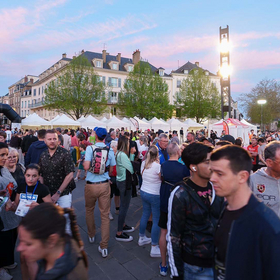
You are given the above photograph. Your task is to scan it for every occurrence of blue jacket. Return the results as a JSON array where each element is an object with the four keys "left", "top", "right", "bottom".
[
  {"left": 219, "top": 194, "right": 280, "bottom": 280},
  {"left": 156, "top": 142, "right": 169, "bottom": 164},
  {"left": 25, "top": 140, "right": 48, "bottom": 166}
]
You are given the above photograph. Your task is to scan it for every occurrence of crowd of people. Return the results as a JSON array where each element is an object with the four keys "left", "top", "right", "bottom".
[{"left": 0, "top": 124, "right": 280, "bottom": 280}]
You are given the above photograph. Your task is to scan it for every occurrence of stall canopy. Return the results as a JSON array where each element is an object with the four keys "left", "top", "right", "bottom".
[
  {"left": 81, "top": 116, "right": 106, "bottom": 129},
  {"left": 77, "top": 116, "right": 86, "bottom": 122},
  {"left": 21, "top": 113, "right": 50, "bottom": 126},
  {"left": 184, "top": 119, "right": 204, "bottom": 131},
  {"left": 240, "top": 119, "right": 258, "bottom": 134},
  {"left": 50, "top": 114, "right": 80, "bottom": 127},
  {"left": 149, "top": 117, "right": 170, "bottom": 132},
  {"left": 106, "top": 116, "right": 130, "bottom": 130},
  {"left": 167, "top": 118, "right": 188, "bottom": 133},
  {"left": 134, "top": 117, "right": 151, "bottom": 130},
  {"left": 122, "top": 118, "right": 136, "bottom": 130},
  {"left": 100, "top": 117, "right": 108, "bottom": 123}
]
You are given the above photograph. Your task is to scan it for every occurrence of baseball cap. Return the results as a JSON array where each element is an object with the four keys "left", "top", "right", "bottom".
[{"left": 95, "top": 127, "right": 107, "bottom": 139}]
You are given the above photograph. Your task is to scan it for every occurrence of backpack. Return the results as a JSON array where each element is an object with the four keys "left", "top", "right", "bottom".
[{"left": 88, "top": 145, "right": 109, "bottom": 174}]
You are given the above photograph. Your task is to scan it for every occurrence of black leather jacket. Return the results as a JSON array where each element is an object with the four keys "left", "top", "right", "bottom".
[{"left": 167, "top": 179, "right": 224, "bottom": 279}]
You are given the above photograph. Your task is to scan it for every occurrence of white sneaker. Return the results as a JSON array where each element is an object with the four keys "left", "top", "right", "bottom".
[
  {"left": 0, "top": 269, "right": 13, "bottom": 280},
  {"left": 109, "top": 212, "right": 114, "bottom": 220},
  {"left": 150, "top": 245, "right": 161, "bottom": 257},
  {"left": 88, "top": 236, "right": 95, "bottom": 243},
  {"left": 138, "top": 236, "right": 151, "bottom": 246},
  {"left": 74, "top": 177, "right": 78, "bottom": 182},
  {"left": 98, "top": 246, "right": 108, "bottom": 258}
]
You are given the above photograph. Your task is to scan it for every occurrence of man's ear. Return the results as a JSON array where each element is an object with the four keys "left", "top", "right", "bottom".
[{"left": 238, "top": 170, "right": 250, "bottom": 184}]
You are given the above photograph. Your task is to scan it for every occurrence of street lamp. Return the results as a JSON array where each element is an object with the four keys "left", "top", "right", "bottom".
[{"left": 257, "top": 99, "right": 267, "bottom": 132}]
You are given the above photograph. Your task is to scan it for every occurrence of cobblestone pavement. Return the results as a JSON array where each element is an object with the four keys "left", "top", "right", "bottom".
[{"left": 10, "top": 178, "right": 170, "bottom": 279}]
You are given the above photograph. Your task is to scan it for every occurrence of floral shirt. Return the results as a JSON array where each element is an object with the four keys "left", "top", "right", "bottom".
[{"left": 39, "top": 146, "right": 76, "bottom": 196}]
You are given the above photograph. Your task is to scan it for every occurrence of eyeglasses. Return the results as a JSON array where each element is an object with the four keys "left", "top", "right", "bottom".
[{"left": 7, "top": 156, "right": 17, "bottom": 160}]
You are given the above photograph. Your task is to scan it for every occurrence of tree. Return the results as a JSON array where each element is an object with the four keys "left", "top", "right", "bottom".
[
  {"left": 44, "top": 55, "right": 107, "bottom": 120},
  {"left": 175, "top": 68, "right": 221, "bottom": 123},
  {"left": 239, "top": 79, "right": 280, "bottom": 127},
  {"left": 118, "top": 62, "right": 173, "bottom": 119}
]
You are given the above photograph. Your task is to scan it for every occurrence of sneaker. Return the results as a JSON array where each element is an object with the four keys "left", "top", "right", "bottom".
[
  {"left": 3, "top": 262, "right": 17, "bottom": 270},
  {"left": 74, "top": 177, "right": 78, "bottom": 182},
  {"left": 0, "top": 269, "right": 13, "bottom": 280},
  {"left": 88, "top": 236, "right": 95, "bottom": 243},
  {"left": 159, "top": 262, "right": 168, "bottom": 276},
  {"left": 98, "top": 246, "right": 108, "bottom": 258},
  {"left": 123, "top": 224, "right": 135, "bottom": 233},
  {"left": 115, "top": 232, "right": 133, "bottom": 242},
  {"left": 138, "top": 236, "right": 151, "bottom": 246},
  {"left": 109, "top": 212, "right": 114, "bottom": 220},
  {"left": 150, "top": 245, "right": 161, "bottom": 257},
  {"left": 115, "top": 209, "right": 119, "bottom": 215}
]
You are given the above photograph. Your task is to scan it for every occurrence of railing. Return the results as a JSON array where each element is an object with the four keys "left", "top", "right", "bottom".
[{"left": 28, "top": 101, "right": 44, "bottom": 108}]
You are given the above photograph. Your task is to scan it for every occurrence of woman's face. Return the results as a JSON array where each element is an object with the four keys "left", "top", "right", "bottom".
[
  {"left": 17, "top": 226, "right": 47, "bottom": 262},
  {"left": 0, "top": 148, "right": 8, "bottom": 167},
  {"left": 139, "top": 140, "right": 143, "bottom": 145},
  {"left": 25, "top": 169, "right": 40, "bottom": 187},
  {"left": 130, "top": 146, "right": 136, "bottom": 154},
  {"left": 6, "top": 151, "right": 18, "bottom": 168}
]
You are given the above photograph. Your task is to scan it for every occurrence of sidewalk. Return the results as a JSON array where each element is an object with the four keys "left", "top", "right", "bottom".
[{"left": 10, "top": 179, "right": 169, "bottom": 279}]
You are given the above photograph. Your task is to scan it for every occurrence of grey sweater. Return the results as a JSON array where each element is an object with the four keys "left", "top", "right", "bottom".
[
  {"left": 0, "top": 167, "right": 21, "bottom": 231},
  {"left": 250, "top": 167, "right": 280, "bottom": 218}
]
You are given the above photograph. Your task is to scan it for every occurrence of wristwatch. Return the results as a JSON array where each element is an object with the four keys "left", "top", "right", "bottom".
[{"left": 57, "top": 190, "right": 61, "bottom": 195}]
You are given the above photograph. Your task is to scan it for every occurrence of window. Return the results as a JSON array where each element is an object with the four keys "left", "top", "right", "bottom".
[
  {"left": 21, "top": 101, "right": 23, "bottom": 108},
  {"left": 205, "top": 71, "right": 209, "bottom": 76},
  {"left": 112, "top": 63, "right": 118, "bottom": 70},
  {"left": 111, "top": 107, "right": 117, "bottom": 115},
  {"left": 177, "top": 80, "right": 181, "bottom": 88},
  {"left": 110, "top": 92, "right": 117, "bottom": 103},
  {"left": 21, "top": 110, "right": 23, "bottom": 117},
  {"left": 24, "top": 110, "right": 26, "bottom": 117},
  {"left": 184, "top": 70, "right": 188, "bottom": 74},
  {"left": 42, "top": 86, "right": 44, "bottom": 93},
  {"left": 25, "top": 101, "right": 27, "bottom": 108},
  {"left": 39, "top": 87, "right": 40, "bottom": 95},
  {"left": 33, "top": 89, "right": 36, "bottom": 96},
  {"left": 109, "top": 77, "right": 118, "bottom": 87},
  {"left": 96, "top": 60, "right": 101, "bottom": 67},
  {"left": 28, "top": 110, "right": 29, "bottom": 115},
  {"left": 159, "top": 70, "right": 164, "bottom": 76},
  {"left": 128, "top": 65, "right": 133, "bottom": 72}
]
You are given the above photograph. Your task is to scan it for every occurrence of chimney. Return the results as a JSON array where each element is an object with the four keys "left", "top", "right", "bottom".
[
  {"left": 81, "top": 49, "right": 84, "bottom": 54},
  {"left": 30, "top": 78, "right": 34, "bottom": 84},
  {"left": 195, "top": 61, "right": 199, "bottom": 67},
  {"left": 132, "top": 49, "right": 141, "bottom": 65},
  {"left": 62, "top": 53, "right": 67, "bottom": 58},
  {"left": 24, "top": 76, "right": 28, "bottom": 83},
  {"left": 117, "top": 53, "right": 121, "bottom": 63},
  {"left": 102, "top": 50, "right": 107, "bottom": 63}
]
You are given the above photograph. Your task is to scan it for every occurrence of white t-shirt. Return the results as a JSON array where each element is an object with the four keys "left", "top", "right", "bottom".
[
  {"left": 138, "top": 144, "right": 148, "bottom": 160},
  {"left": 141, "top": 161, "right": 161, "bottom": 195}
]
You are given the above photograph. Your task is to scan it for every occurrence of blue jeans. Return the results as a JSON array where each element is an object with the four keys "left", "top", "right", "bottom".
[
  {"left": 183, "top": 263, "right": 214, "bottom": 280},
  {"left": 139, "top": 190, "right": 160, "bottom": 245}
]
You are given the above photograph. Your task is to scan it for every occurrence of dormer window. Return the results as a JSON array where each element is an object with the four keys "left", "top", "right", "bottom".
[
  {"left": 112, "top": 63, "right": 118, "bottom": 70},
  {"left": 96, "top": 60, "right": 101, "bottom": 67},
  {"left": 205, "top": 71, "right": 209, "bottom": 76},
  {"left": 128, "top": 65, "right": 133, "bottom": 72},
  {"left": 159, "top": 69, "right": 164, "bottom": 76},
  {"left": 184, "top": 70, "right": 188, "bottom": 74}
]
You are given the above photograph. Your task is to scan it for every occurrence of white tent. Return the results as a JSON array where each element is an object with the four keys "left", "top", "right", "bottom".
[
  {"left": 134, "top": 117, "right": 151, "bottom": 130},
  {"left": 100, "top": 117, "right": 108, "bottom": 123},
  {"left": 184, "top": 119, "right": 204, "bottom": 131},
  {"left": 51, "top": 114, "right": 80, "bottom": 127},
  {"left": 167, "top": 118, "right": 188, "bottom": 133},
  {"left": 241, "top": 119, "right": 258, "bottom": 134},
  {"left": 81, "top": 116, "right": 106, "bottom": 129},
  {"left": 106, "top": 116, "right": 131, "bottom": 130},
  {"left": 50, "top": 115, "right": 61, "bottom": 123},
  {"left": 149, "top": 117, "right": 170, "bottom": 132},
  {"left": 21, "top": 113, "right": 50, "bottom": 126},
  {"left": 122, "top": 118, "right": 136, "bottom": 130},
  {"left": 77, "top": 116, "right": 86, "bottom": 122},
  {"left": 142, "top": 118, "right": 149, "bottom": 123}
]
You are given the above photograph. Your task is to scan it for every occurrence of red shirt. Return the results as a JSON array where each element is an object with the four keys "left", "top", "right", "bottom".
[{"left": 247, "top": 144, "right": 259, "bottom": 165}]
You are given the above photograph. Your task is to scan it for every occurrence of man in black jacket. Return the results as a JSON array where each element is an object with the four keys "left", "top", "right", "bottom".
[
  {"left": 210, "top": 145, "right": 280, "bottom": 280},
  {"left": 21, "top": 130, "right": 38, "bottom": 155},
  {"left": 167, "top": 143, "right": 224, "bottom": 280}
]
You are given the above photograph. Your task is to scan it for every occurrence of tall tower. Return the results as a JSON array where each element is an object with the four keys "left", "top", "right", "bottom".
[{"left": 219, "top": 25, "right": 231, "bottom": 119}]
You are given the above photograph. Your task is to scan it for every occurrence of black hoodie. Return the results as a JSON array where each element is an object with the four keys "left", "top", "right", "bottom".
[{"left": 25, "top": 140, "right": 48, "bottom": 166}]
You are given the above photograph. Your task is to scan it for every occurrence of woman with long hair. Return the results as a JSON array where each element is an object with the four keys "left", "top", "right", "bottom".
[
  {"left": 115, "top": 136, "right": 135, "bottom": 242},
  {"left": 17, "top": 203, "right": 88, "bottom": 279},
  {"left": 138, "top": 145, "right": 161, "bottom": 258}
]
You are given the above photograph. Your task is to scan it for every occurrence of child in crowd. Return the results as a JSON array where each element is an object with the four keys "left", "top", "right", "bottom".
[{"left": 75, "top": 144, "right": 87, "bottom": 181}]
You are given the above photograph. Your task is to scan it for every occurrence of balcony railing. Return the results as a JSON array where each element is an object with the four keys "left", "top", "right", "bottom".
[{"left": 28, "top": 101, "right": 45, "bottom": 108}]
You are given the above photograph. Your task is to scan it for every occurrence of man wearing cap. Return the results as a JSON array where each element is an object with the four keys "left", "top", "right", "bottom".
[{"left": 83, "top": 127, "right": 116, "bottom": 258}]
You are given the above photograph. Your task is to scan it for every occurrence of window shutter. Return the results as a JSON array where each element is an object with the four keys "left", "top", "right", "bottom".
[
  {"left": 108, "top": 77, "right": 112, "bottom": 86},
  {"left": 102, "top": 76, "right": 106, "bottom": 85},
  {"left": 118, "top": 78, "right": 121, "bottom": 88}
]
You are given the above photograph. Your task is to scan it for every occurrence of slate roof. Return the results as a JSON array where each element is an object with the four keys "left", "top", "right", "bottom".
[
  {"left": 173, "top": 61, "right": 217, "bottom": 76},
  {"left": 81, "top": 51, "right": 169, "bottom": 76}
]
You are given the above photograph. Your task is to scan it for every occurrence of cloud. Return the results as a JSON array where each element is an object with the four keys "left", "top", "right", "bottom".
[{"left": 60, "top": 10, "right": 95, "bottom": 23}]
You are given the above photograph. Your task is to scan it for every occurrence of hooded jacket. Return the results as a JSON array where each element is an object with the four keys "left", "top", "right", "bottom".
[
  {"left": 25, "top": 140, "right": 48, "bottom": 166},
  {"left": 36, "top": 238, "right": 88, "bottom": 280},
  {"left": 250, "top": 167, "right": 280, "bottom": 217}
]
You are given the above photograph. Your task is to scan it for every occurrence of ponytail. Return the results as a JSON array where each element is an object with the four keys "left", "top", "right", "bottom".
[
  {"left": 144, "top": 145, "right": 159, "bottom": 169},
  {"left": 64, "top": 208, "right": 88, "bottom": 268}
]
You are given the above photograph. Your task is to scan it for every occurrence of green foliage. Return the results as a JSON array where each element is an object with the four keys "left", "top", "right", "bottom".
[
  {"left": 239, "top": 79, "right": 280, "bottom": 126},
  {"left": 44, "top": 55, "right": 107, "bottom": 120},
  {"left": 175, "top": 68, "right": 221, "bottom": 123},
  {"left": 118, "top": 62, "right": 173, "bottom": 119}
]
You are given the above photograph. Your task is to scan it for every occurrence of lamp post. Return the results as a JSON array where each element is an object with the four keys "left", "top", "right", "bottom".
[{"left": 257, "top": 99, "right": 267, "bottom": 132}]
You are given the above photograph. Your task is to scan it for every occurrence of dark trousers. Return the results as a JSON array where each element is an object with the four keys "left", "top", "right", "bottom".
[{"left": 0, "top": 227, "right": 18, "bottom": 267}]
